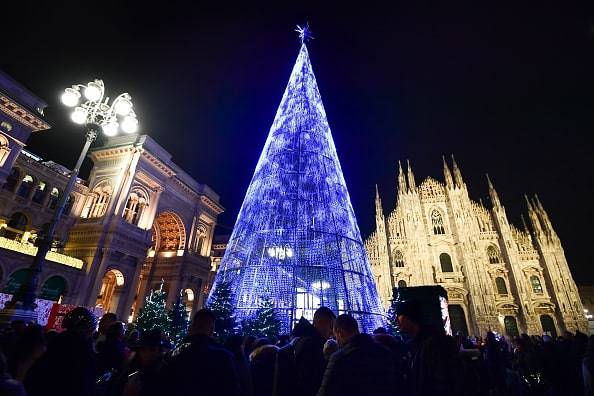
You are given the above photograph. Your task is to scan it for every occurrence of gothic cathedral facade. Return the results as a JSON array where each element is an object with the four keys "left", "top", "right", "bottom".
[{"left": 365, "top": 157, "right": 588, "bottom": 337}]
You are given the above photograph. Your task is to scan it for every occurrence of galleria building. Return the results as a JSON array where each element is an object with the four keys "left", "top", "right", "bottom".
[
  {"left": 365, "top": 159, "right": 588, "bottom": 337},
  {"left": 0, "top": 71, "right": 223, "bottom": 321}
]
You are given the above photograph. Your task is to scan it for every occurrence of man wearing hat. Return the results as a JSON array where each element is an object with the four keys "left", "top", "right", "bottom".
[{"left": 395, "top": 299, "right": 463, "bottom": 396}]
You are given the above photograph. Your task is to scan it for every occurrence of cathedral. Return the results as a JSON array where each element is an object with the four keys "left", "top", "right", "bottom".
[{"left": 365, "top": 157, "right": 588, "bottom": 337}]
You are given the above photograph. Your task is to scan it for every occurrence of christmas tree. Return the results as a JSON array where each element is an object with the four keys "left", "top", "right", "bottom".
[
  {"left": 168, "top": 292, "right": 189, "bottom": 346},
  {"left": 386, "top": 305, "right": 399, "bottom": 336},
  {"left": 242, "top": 295, "right": 282, "bottom": 339},
  {"left": 206, "top": 281, "right": 238, "bottom": 341},
  {"left": 207, "top": 26, "right": 385, "bottom": 333},
  {"left": 136, "top": 287, "right": 170, "bottom": 333}
]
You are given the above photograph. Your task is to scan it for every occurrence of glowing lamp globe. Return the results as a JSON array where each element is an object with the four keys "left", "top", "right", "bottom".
[
  {"left": 121, "top": 116, "right": 138, "bottom": 134},
  {"left": 70, "top": 107, "right": 87, "bottom": 125},
  {"left": 114, "top": 99, "right": 132, "bottom": 116},
  {"left": 84, "top": 83, "right": 102, "bottom": 102},
  {"left": 102, "top": 121, "right": 119, "bottom": 137},
  {"left": 61, "top": 89, "right": 80, "bottom": 107}
]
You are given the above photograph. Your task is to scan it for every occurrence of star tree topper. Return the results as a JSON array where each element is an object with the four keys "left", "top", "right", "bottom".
[{"left": 295, "top": 23, "right": 313, "bottom": 44}]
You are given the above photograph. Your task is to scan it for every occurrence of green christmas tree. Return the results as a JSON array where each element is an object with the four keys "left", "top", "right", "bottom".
[
  {"left": 206, "top": 281, "right": 238, "bottom": 341},
  {"left": 136, "top": 286, "right": 170, "bottom": 333},
  {"left": 242, "top": 295, "right": 282, "bottom": 340},
  {"left": 386, "top": 305, "right": 399, "bottom": 336},
  {"left": 168, "top": 292, "right": 189, "bottom": 346}
]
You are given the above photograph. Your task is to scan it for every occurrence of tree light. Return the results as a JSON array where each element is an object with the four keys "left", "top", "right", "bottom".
[
  {"left": 102, "top": 121, "right": 119, "bottom": 137},
  {"left": 70, "top": 107, "right": 87, "bottom": 124},
  {"left": 121, "top": 116, "right": 138, "bottom": 134},
  {"left": 84, "top": 83, "right": 102, "bottom": 102},
  {"left": 61, "top": 88, "right": 80, "bottom": 107}
]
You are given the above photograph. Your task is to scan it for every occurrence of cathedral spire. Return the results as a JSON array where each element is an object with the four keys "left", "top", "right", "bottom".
[
  {"left": 486, "top": 174, "right": 501, "bottom": 208},
  {"left": 521, "top": 214, "right": 530, "bottom": 233},
  {"left": 525, "top": 194, "right": 543, "bottom": 235},
  {"left": 406, "top": 159, "right": 416, "bottom": 192},
  {"left": 375, "top": 184, "right": 384, "bottom": 220},
  {"left": 442, "top": 155, "right": 454, "bottom": 189},
  {"left": 533, "top": 194, "right": 555, "bottom": 238},
  {"left": 397, "top": 161, "right": 407, "bottom": 195},
  {"left": 451, "top": 154, "right": 464, "bottom": 188}
]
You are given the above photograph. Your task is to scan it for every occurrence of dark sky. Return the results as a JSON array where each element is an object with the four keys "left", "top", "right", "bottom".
[{"left": 3, "top": 2, "right": 593, "bottom": 284}]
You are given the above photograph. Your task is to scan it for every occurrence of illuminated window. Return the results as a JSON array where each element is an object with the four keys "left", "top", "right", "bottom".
[
  {"left": 393, "top": 250, "right": 405, "bottom": 267},
  {"left": 87, "top": 182, "right": 112, "bottom": 218},
  {"left": 123, "top": 189, "right": 149, "bottom": 225},
  {"left": 48, "top": 188, "right": 60, "bottom": 210},
  {"left": 431, "top": 210, "right": 445, "bottom": 235},
  {"left": 495, "top": 277, "right": 508, "bottom": 294},
  {"left": 0, "top": 134, "right": 11, "bottom": 166},
  {"left": 487, "top": 246, "right": 501, "bottom": 264},
  {"left": 17, "top": 175, "right": 34, "bottom": 198},
  {"left": 440, "top": 253, "right": 453, "bottom": 272},
  {"left": 32, "top": 181, "right": 46, "bottom": 204},
  {"left": 530, "top": 275, "right": 543, "bottom": 294}
]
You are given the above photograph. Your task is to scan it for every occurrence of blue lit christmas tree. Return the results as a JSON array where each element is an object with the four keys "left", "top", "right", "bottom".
[{"left": 208, "top": 27, "right": 385, "bottom": 333}]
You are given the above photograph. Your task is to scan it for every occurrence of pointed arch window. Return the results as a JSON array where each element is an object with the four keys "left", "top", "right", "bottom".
[
  {"left": 431, "top": 210, "right": 445, "bottom": 235},
  {"left": 495, "top": 277, "right": 508, "bottom": 295},
  {"left": 194, "top": 223, "right": 208, "bottom": 255},
  {"left": 439, "top": 253, "right": 453, "bottom": 272},
  {"left": 487, "top": 246, "right": 501, "bottom": 264},
  {"left": 530, "top": 275, "right": 543, "bottom": 294},
  {"left": 393, "top": 250, "right": 405, "bottom": 268}
]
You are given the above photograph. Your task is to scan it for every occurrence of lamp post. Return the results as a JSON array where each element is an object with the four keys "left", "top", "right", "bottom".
[{"left": 1, "top": 79, "right": 138, "bottom": 322}]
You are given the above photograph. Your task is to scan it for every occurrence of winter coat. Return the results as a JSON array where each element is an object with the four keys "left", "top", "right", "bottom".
[
  {"left": 316, "top": 333, "right": 397, "bottom": 396},
  {"left": 250, "top": 345, "right": 278, "bottom": 396},
  {"left": 25, "top": 331, "right": 96, "bottom": 396},
  {"left": 408, "top": 327, "right": 464, "bottom": 396},
  {"left": 151, "top": 334, "right": 239, "bottom": 396}
]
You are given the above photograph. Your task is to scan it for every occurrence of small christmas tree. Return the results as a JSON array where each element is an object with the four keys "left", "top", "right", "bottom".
[
  {"left": 206, "top": 281, "right": 238, "bottom": 341},
  {"left": 136, "top": 284, "right": 170, "bottom": 333},
  {"left": 168, "top": 292, "right": 189, "bottom": 346},
  {"left": 386, "top": 305, "right": 399, "bottom": 336},
  {"left": 242, "top": 295, "right": 282, "bottom": 340}
]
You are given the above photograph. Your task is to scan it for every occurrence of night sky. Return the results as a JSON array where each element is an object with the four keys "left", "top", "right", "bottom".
[{"left": 3, "top": 3, "right": 593, "bottom": 284}]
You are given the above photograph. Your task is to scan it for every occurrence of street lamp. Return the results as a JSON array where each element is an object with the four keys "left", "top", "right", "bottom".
[{"left": 1, "top": 79, "right": 138, "bottom": 322}]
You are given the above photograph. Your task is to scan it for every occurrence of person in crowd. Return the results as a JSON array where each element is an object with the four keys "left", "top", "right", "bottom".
[
  {"left": 322, "top": 338, "right": 338, "bottom": 361},
  {"left": 584, "top": 335, "right": 594, "bottom": 396},
  {"left": 25, "top": 307, "right": 97, "bottom": 396},
  {"left": 243, "top": 335, "right": 257, "bottom": 360},
  {"left": 484, "top": 331, "right": 506, "bottom": 396},
  {"left": 96, "top": 321, "right": 128, "bottom": 375},
  {"left": 8, "top": 323, "right": 45, "bottom": 382},
  {"left": 225, "top": 334, "right": 254, "bottom": 396},
  {"left": 95, "top": 313, "right": 117, "bottom": 347},
  {"left": 372, "top": 331, "right": 409, "bottom": 389},
  {"left": 274, "top": 307, "right": 336, "bottom": 396},
  {"left": 249, "top": 338, "right": 278, "bottom": 396},
  {"left": 395, "top": 299, "right": 463, "bottom": 396},
  {"left": 151, "top": 308, "right": 239, "bottom": 395},
  {"left": 316, "top": 314, "right": 396, "bottom": 396},
  {"left": 0, "top": 352, "right": 25, "bottom": 396},
  {"left": 120, "top": 329, "right": 165, "bottom": 396}
]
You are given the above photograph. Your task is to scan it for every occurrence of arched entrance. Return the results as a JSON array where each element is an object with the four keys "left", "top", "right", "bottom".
[
  {"left": 95, "top": 269, "right": 125, "bottom": 313},
  {"left": 40, "top": 276, "right": 66, "bottom": 302},
  {"left": 540, "top": 315, "right": 557, "bottom": 337},
  {"left": 504, "top": 316, "right": 519, "bottom": 336},
  {"left": 448, "top": 304, "right": 469, "bottom": 335},
  {"left": 3, "top": 268, "right": 29, "bottom": 294}
]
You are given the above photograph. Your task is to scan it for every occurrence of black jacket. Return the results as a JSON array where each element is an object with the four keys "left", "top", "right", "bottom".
[
  {"left": 408, "top": 327, "right": 464, "bottom": 396},
  {"left": 274, "top": 318, "right": 327, "bottom": 396},
  {"left": 316, "top": 334, "right": 397, "bottom": 396},
  {"left": 152, "top": 334, "right": 239, "bottom": 396},
  {"left": 25, "top": 331, "right": 96, "bottom": 396}
]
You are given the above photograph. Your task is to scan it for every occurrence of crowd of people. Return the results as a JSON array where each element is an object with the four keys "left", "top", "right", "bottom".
[{"left": 0, "top": 301, "right": 592, "bottom": 396}]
